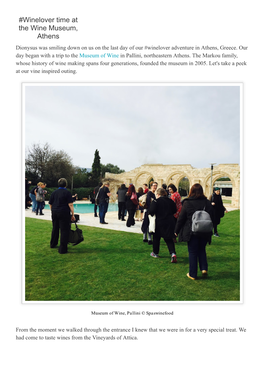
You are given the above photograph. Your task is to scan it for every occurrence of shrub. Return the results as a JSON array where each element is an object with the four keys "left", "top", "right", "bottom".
[{"left": 72, "top": 187, "right": 95, "bottom": 200}]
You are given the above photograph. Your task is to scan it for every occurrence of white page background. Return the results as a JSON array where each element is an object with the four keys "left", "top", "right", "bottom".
[{"left": 1, "top": 1, "right": 263, "bottom": 371}]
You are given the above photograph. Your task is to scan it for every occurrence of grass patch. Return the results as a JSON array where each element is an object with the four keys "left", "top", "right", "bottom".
[{"left": 25, "top": 210, "right": 240, "bottom": 302}]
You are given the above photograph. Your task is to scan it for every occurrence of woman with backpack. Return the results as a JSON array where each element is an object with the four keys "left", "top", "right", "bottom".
[{"left": 174, "top": 183, "right": 214, "bottom": 280}]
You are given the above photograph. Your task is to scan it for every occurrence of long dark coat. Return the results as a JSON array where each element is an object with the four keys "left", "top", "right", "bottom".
[
  {"left": 148, "top": 196, "right": 176, "bottom": 239},
  {"left": 141, "top": 191, "right": 156, "bottom": 233},
  {"left": 175, "top": 196, "right": 214, "bottom": 243},
  {"left": 209, "top": 192, "right": 226, "bottom": 225}
]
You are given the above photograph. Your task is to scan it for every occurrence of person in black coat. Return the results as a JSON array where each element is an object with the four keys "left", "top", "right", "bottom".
[
  {"left": 175, "top": 183, "right": 214, "bottom": 280},
  {"left": 117, "top": 184, "right": 128, "bottom": 221},
  {"left": 49, "top": 178, "right": 76, "bottom": 254},
  {"left": 148, "top": 188, "right": 177, "bottom": 263},
  {"left": 125, "top": 184, "right": 138, "bottom": 227},
  {"left": 93, "top": 182, "right": 103, "bottom": 217},
  {"left": 209, "top": 187, "right": 227, "bottom": 237},
  {"left": 25, "top": 177, "right": 31, "bottom": 209},
  {"left": 141, "top": 181, "right": 158, "bottom": 244}
]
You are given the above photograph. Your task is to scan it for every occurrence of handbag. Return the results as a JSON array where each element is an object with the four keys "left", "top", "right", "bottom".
[
  {"left": 138, "top": 193, "right": 147, "bottom": 208},
  {"left": 68, "top": 223, "right": 84, "bottom": 246},
  {"left": 131, "top": 192, "right": 138, "bottom": 205},
  {"left": 36, "top": 193, "right": 43, "bottom": 202},
  {"left": 95, "top": 190, "right": 100, "bottom": 205},
  {"left": 149, "top": 214, "right": 156, "bottom": 233}
]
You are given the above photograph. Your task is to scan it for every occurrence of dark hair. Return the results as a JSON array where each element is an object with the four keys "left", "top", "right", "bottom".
[
  {"left": 137, "top": 187, "right": 143, "bottom": 195},
  {"left": 99, "top": 182, "right": 103, "bottom": 187},
  {"left": 58, "top": 178, "right": 67, "bottom": 187},
  {"left": 162, "top": 183, "right": 167, "bottom": 189},
  {"left": 188, "top": 183, "right": 205, "bottom": 198},
  {"left": 127, "top": 184, "right": 135, "bottom": 196},
  {"left": 168, "top": 183, "right": 177, "bottom": 192},
  {"left": 121, "top": 184, "right": 126, "bottom": 190}
]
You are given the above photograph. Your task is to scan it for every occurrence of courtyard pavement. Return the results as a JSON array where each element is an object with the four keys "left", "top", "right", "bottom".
[
  {"left": 25, "top": 202, "right": 237, "bottom": 235},
  {"left": 25, "top": 207, "right": 143, "bottom": 234}
]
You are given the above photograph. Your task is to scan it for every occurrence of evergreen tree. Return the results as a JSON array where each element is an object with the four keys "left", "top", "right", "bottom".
[{"left": 91, "top": 149, "right": 101, "bottom": 183}]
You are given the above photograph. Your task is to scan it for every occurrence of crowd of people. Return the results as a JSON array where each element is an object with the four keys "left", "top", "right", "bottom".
[
  {"left": 93, "top": 180, "right": 227, "bottom": 279},
  {"left": 113, "top": 180, "right": 227, "bottom": 279},
  {"left": 25, "top": 176, "right": 228, "bottom": 276}
]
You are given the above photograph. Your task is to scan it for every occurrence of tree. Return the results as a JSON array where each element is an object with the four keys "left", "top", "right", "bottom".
[
  {"left": 91, "top": 149, "right": 101, "bottom": 184},
  {"left": 101, "top": 163, "right": 125, "bottom": 177},
  {"left": 45, "top": 150, "right": 75, "bottom": 186},
  {"left": 72, "top": 167, "right": 91, "bottom": 188},
  {"left": 25, "top": 143, "right": 54, "bottom": 183},
  {"left": 25, "top": 143, "right": 75, "bottom": 186}
]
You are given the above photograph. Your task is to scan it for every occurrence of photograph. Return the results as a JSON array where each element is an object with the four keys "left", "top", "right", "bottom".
[{"left": 24, "top": 83, "right": 241, "bottom": 302}]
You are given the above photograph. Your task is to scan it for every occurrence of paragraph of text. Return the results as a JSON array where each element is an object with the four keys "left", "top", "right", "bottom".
[
  {"left": 16, "top": 326, "right": 247, "bottom": 342},
  {"left": 15, "top": 43, "right": 249, "bottom": 75}
]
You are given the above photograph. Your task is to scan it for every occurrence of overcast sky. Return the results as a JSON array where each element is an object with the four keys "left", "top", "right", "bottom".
[{"left": 24, "top": 84, "right": 240, "bottom": 172}]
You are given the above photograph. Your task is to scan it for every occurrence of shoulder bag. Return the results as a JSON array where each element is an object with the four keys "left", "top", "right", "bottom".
[{"left": 68, "top": 222, "right": 84, "bottom": 246}]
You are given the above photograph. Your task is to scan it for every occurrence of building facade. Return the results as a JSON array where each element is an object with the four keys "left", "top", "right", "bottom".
[{"left": 105, "top": 163, "right": 240, "bottom": 208}]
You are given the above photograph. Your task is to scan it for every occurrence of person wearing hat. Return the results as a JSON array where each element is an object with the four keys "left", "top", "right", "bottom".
[{"left": 209, "top": 187, "right": 228, "bottom": 237}]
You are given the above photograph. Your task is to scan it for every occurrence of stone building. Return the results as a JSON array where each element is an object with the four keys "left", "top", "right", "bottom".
[{"left": 104, "top": 163, "right": 240, "bottom": 208}]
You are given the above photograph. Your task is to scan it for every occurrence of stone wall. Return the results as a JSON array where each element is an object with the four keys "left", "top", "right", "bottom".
[{"left": 105, "top": 163, "right": 240, "bottom": 208}]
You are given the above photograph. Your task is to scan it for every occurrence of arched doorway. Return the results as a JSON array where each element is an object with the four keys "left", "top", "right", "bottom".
[
  {"left": 148, "top": 178, "right": 154, "bottom": 188},
  {"left": 214, "top": 176, "right": 232, "bottom": 196},
  {"left": 214, "top": 176, "right": 233, "bottom": 206},
  {"left": 178, "top": 177, "right": 190, "bottom": 197},
  {"left": 134, "top": 172, "right": 154, "bottom": 190}
]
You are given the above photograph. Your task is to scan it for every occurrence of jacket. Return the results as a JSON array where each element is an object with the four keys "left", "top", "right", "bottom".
[
  {"left": 209, "top": 192, "right": 226, "bottom": 225},
  {"left": 141, "top": 191, "right": 156, "bottom": 233},
  {"left": 148, "top": 196, "right": 176, "bottom": 239},
  {"left": 175, "top": 196, "right": 214, "bottom": 243},
  {"left": 125, "top": 193, "right": 138, "bottom": 210}
]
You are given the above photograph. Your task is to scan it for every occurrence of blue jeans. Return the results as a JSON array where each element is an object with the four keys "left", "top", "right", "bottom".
[
  {"left": 36, "top": 201, "right": 43, "bottom": 214},
  {"left": 99, "top": 201, "right": 108, "bottom": 223},
  {"left": 30, "top": 193, "right": 37, "bottom": 212},
  {"left": 187, "top": 235, "right": 208, "bottom": 278}
]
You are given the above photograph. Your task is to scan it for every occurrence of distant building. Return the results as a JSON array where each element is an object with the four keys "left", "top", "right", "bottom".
[{"left": 104, "top": 163, "right": 240, "bottom": 208}]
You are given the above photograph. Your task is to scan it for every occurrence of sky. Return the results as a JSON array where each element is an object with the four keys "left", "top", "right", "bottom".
[{"left": 24, "top": 84, "right": 240, "bottom": 172}]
